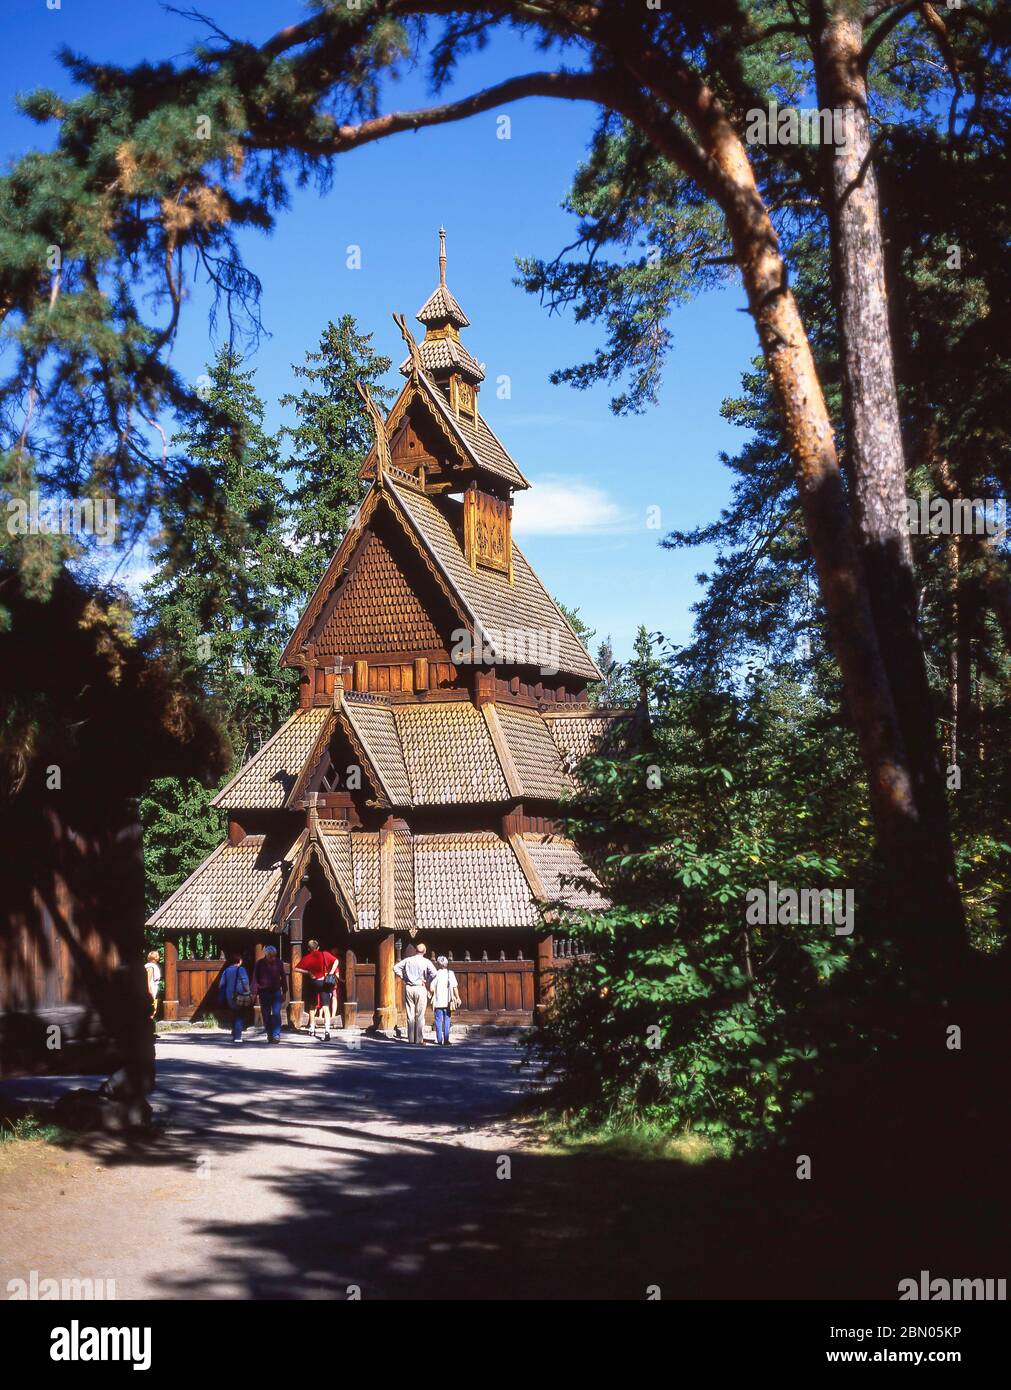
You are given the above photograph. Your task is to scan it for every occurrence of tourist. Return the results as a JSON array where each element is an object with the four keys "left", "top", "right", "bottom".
[
  {"left": 252, "top": 944, "right": 288, "bottom": 1044},
  {"left": 297, "top": 939, "right": 339, "bottom": 1041},
  {"left": 219, "top": 951, "right": 252, "bottom": 1044},
  {"left": 144, "top": 950, "right": 161, "bottom": 1021},
  {"left": 394, "top": 942, "right": 437, "bottom": 1044},
  {"left": 430, "top": 956, "right": 461, "bottom": 1046}
]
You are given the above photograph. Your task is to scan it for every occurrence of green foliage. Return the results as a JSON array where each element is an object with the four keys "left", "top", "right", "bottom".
[
  {"left": 140, "top": 776, "right": 225, "bottom": 925},
  {"left": 531, "top": 651, "right": 879, "bottom": 1149},
  {"left": 139, "top": 347, "right": 293, "bottom": 910},
  {"left": 141, "top": 346, "right": 296, "bottom": 760},
  {"left": 280, "top": 314, "right": 393, "bottom": 601}
]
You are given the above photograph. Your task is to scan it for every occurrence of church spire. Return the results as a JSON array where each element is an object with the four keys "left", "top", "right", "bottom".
[{"left": 405, "top": 227, "right": 485, "bottom": 393}]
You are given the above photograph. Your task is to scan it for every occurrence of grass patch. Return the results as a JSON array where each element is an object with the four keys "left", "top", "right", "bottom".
[
  {"left": 531, "top": 1112, "right": 722, "bottom": 1164},
  {"left": 0, "top": 1109, "right": 70, "bottom": 1147}
]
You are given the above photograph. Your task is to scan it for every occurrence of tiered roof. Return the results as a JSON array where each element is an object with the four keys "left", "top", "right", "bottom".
[
  {"left": 281, "top": 477, "right": 598, "bottom": 681},
  {"left": 149, "top": 822, "right": 608, "bottom": 936},
  {"left": 213, "top": 690, "right": 625, "bottom": 814}
]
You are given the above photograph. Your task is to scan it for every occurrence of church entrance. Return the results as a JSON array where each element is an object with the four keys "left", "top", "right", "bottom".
[{"left": 284, "top": 862, "right": 360, "bottom": 1028}]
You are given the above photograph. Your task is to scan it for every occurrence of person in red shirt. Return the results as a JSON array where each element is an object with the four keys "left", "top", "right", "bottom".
[{"left": 297, "top": 939, "right": 339, "bottom": 1041}]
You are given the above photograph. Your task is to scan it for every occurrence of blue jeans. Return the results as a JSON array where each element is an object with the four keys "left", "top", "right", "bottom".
[
  {"left": 259, "top": 988, "right": 284, "bottom": 1042},
  {"left": 230, "top": 1008, "right": 245, "bottom": 1042},
  {"left": 434, "top": 1007, "right": 451, "bottom": 1044}
]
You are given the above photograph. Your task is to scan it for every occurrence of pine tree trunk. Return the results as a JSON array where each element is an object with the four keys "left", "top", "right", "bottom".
[
  {"left": 811, "top": 3, "right": 965, "bottom": 947},
  {"left": 616, "top": 45, "right": 966, "bottom": 957},
  {"left": 642, "top": 87, "right": 967, "bottom": 965}
]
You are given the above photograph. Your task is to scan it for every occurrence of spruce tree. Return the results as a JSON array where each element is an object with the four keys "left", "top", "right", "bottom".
[
  {"left": 279, "top": 315, "right": 392, "bottom": 603},
  {"left": 140, "top": 347, "right": 295, "bottom": 908}
]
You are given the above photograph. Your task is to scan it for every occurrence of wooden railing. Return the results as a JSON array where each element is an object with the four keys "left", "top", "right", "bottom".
[
  {"left": 169, "top": 951, "right": 541, "bottom": 1026},
  {"left": 342, "top": 954, "right": 534, "bottom": 1025}
]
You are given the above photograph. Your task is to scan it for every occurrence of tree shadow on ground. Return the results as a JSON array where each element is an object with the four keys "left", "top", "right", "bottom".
[{"left": 4, "top": 1028, "right": 1006, "bottom": 1300}]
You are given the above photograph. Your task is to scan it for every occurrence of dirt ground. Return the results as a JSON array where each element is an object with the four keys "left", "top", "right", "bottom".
[{"left": 1, "top": 1029, "right": 1006, "bottom": 1300}]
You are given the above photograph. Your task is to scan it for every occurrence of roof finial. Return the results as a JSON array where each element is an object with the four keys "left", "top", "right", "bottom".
[
  {"left": 355, "top": 379, "right": 391, "bottom": 484},
  {"left": 393, "top": 310, "right": 424, "bottom": 382},
  {"left": 438, "top": 226, "right": 447, "bottom": 287}
]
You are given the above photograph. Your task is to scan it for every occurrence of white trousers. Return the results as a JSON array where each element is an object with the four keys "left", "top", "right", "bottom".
[{"left": 404, "top": 983, "right": 428, "bottom": 1043}]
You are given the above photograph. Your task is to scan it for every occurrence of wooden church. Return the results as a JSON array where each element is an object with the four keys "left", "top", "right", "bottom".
[{"left": 148, "top": 234, "right": 623, "bottom": 1031}]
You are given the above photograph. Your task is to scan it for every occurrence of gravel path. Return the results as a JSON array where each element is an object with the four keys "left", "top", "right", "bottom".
[
  {"left": 9, "top": 1029, "right": 995, "bottom": 1300},
  {"left": 2, "top": 1030, "right": 605, "bottom": 1301}
]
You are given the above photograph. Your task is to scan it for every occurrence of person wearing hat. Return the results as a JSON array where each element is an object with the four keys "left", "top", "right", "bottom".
[{"left": 430, "top": 955, "right": 461, "bottom": 1046}]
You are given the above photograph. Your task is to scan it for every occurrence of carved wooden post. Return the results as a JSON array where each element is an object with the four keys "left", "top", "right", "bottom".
[
  {"left": 289, "top": 937, "right": 303, "bottom": 1029},
  {"left": 342, "top": 949, "right": 357, "bottom": 1029},
  {"left": 163, "top": 935, "right": 179, "bottom": 1021},
  {"left": 372, "top": 821, "right": 398, "bottom": 1032},
  {"left": 535, "top": 932, "right": 555, "bottom": 1021},
  {"left": 375, "top": 933, "right": 396, "bottom": 1033}
]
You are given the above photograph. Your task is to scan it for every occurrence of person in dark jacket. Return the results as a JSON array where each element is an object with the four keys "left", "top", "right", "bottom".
[
  {"left": 251, "top": 945, "right": 288, "bottom": 1044},
  {"left": 219, "top": 951, "right": 251, "bottom": 1044}
]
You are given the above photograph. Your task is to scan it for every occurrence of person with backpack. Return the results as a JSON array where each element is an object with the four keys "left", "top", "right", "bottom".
[
  {"left": 252, "top": 944, "right": 288, "bottom": 1044},
  {"left": 297, "top": 939, "right": 339, "bottom": 1041},
  {"left": 219, "top": 951, "right": 252, "bottom": 1044}
]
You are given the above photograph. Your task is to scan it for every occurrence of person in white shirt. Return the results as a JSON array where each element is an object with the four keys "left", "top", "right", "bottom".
[
  {"left": 393, "top": 943, "right": 437, "bottom": 1044},
  {"left": 430, "top": 956, "right": 461, "bottom": 1046},
  {"left": 144, "top": 951, "right": 162, "bottom": 1021}
]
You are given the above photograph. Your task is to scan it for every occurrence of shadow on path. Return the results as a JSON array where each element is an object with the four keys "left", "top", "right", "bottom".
[{"left": 3, "top": 1030, "right": 1007, "bottom": 1300}]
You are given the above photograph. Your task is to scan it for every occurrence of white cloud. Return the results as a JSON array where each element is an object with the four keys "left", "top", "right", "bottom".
[{"left": 512, "top": 476, "right": 631, "bottom": 537}]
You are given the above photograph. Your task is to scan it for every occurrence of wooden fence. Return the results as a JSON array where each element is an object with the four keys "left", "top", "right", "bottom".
[{"left": 170, "top": 953, "right": 538, "bottom": 1026}]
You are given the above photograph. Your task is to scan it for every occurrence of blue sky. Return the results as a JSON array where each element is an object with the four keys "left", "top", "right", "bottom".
[{"left": 2, "top": 0, "right": 759, "bottom": 659}]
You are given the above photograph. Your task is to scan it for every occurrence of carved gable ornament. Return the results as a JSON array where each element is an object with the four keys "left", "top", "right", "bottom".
[{"left": 464, "top": 486, "right": 511, "bottom": 576}]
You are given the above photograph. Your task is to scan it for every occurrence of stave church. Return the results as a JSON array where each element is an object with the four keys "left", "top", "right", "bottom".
[{"left": 148, "top": 233, "right": 626, "bottom": 1031}]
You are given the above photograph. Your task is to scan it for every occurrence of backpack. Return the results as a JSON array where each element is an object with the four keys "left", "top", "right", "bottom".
[{"left": 220, "top": 965, "right": 251, "bottom": 1009}]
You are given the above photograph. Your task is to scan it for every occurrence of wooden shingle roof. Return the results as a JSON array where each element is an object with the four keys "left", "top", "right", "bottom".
[
  {"left": 490, "top": 703, "right": 570, "bottom": 799},
  {"left": 315, "top": 822, "right": 358, "bottom": 921},
  {"left": 401, "top": 335, "right": 484, "bottom": 382},
  {"left": 394, "top": 701, "right": 509, "bottom": 804},
  {"left": 351, "top": 831, "right": 382, "bottom": 931},
  {"left": 388, "top": 480, "right": 600, "bottom": 682},
  {"left": 520, "top": 834, "right": 609, "bottom": 911},
  {"left": 412, "top": 833, "right": 542, "bottom": 931},
  {"left": 146, "top": 836, "right": 285, "bottom": 932},
  {"left": 148, "top": 825, "right": 605, "bottom": 936},
  {"left": 417, "top": 284, "right": 470, "bottom": 328},
  {"left": 286, "top": 696, "right": 619, "bottom": 812},
  {"left": 212, "top": 707, "right": 330, "bottom": 810},
  {"left": 411, "top": 371, "right": 525, "bottom": 488},
  {"left": 342, "top": 695, "right": 413, "bottom": 805},
  {"left": 544, "top": 709, "right": 630, "bottom": 771}
]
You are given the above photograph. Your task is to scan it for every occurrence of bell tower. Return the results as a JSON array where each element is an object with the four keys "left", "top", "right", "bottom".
[{"left": 409, "top": 228, "right": 485, "bottom": 422}]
